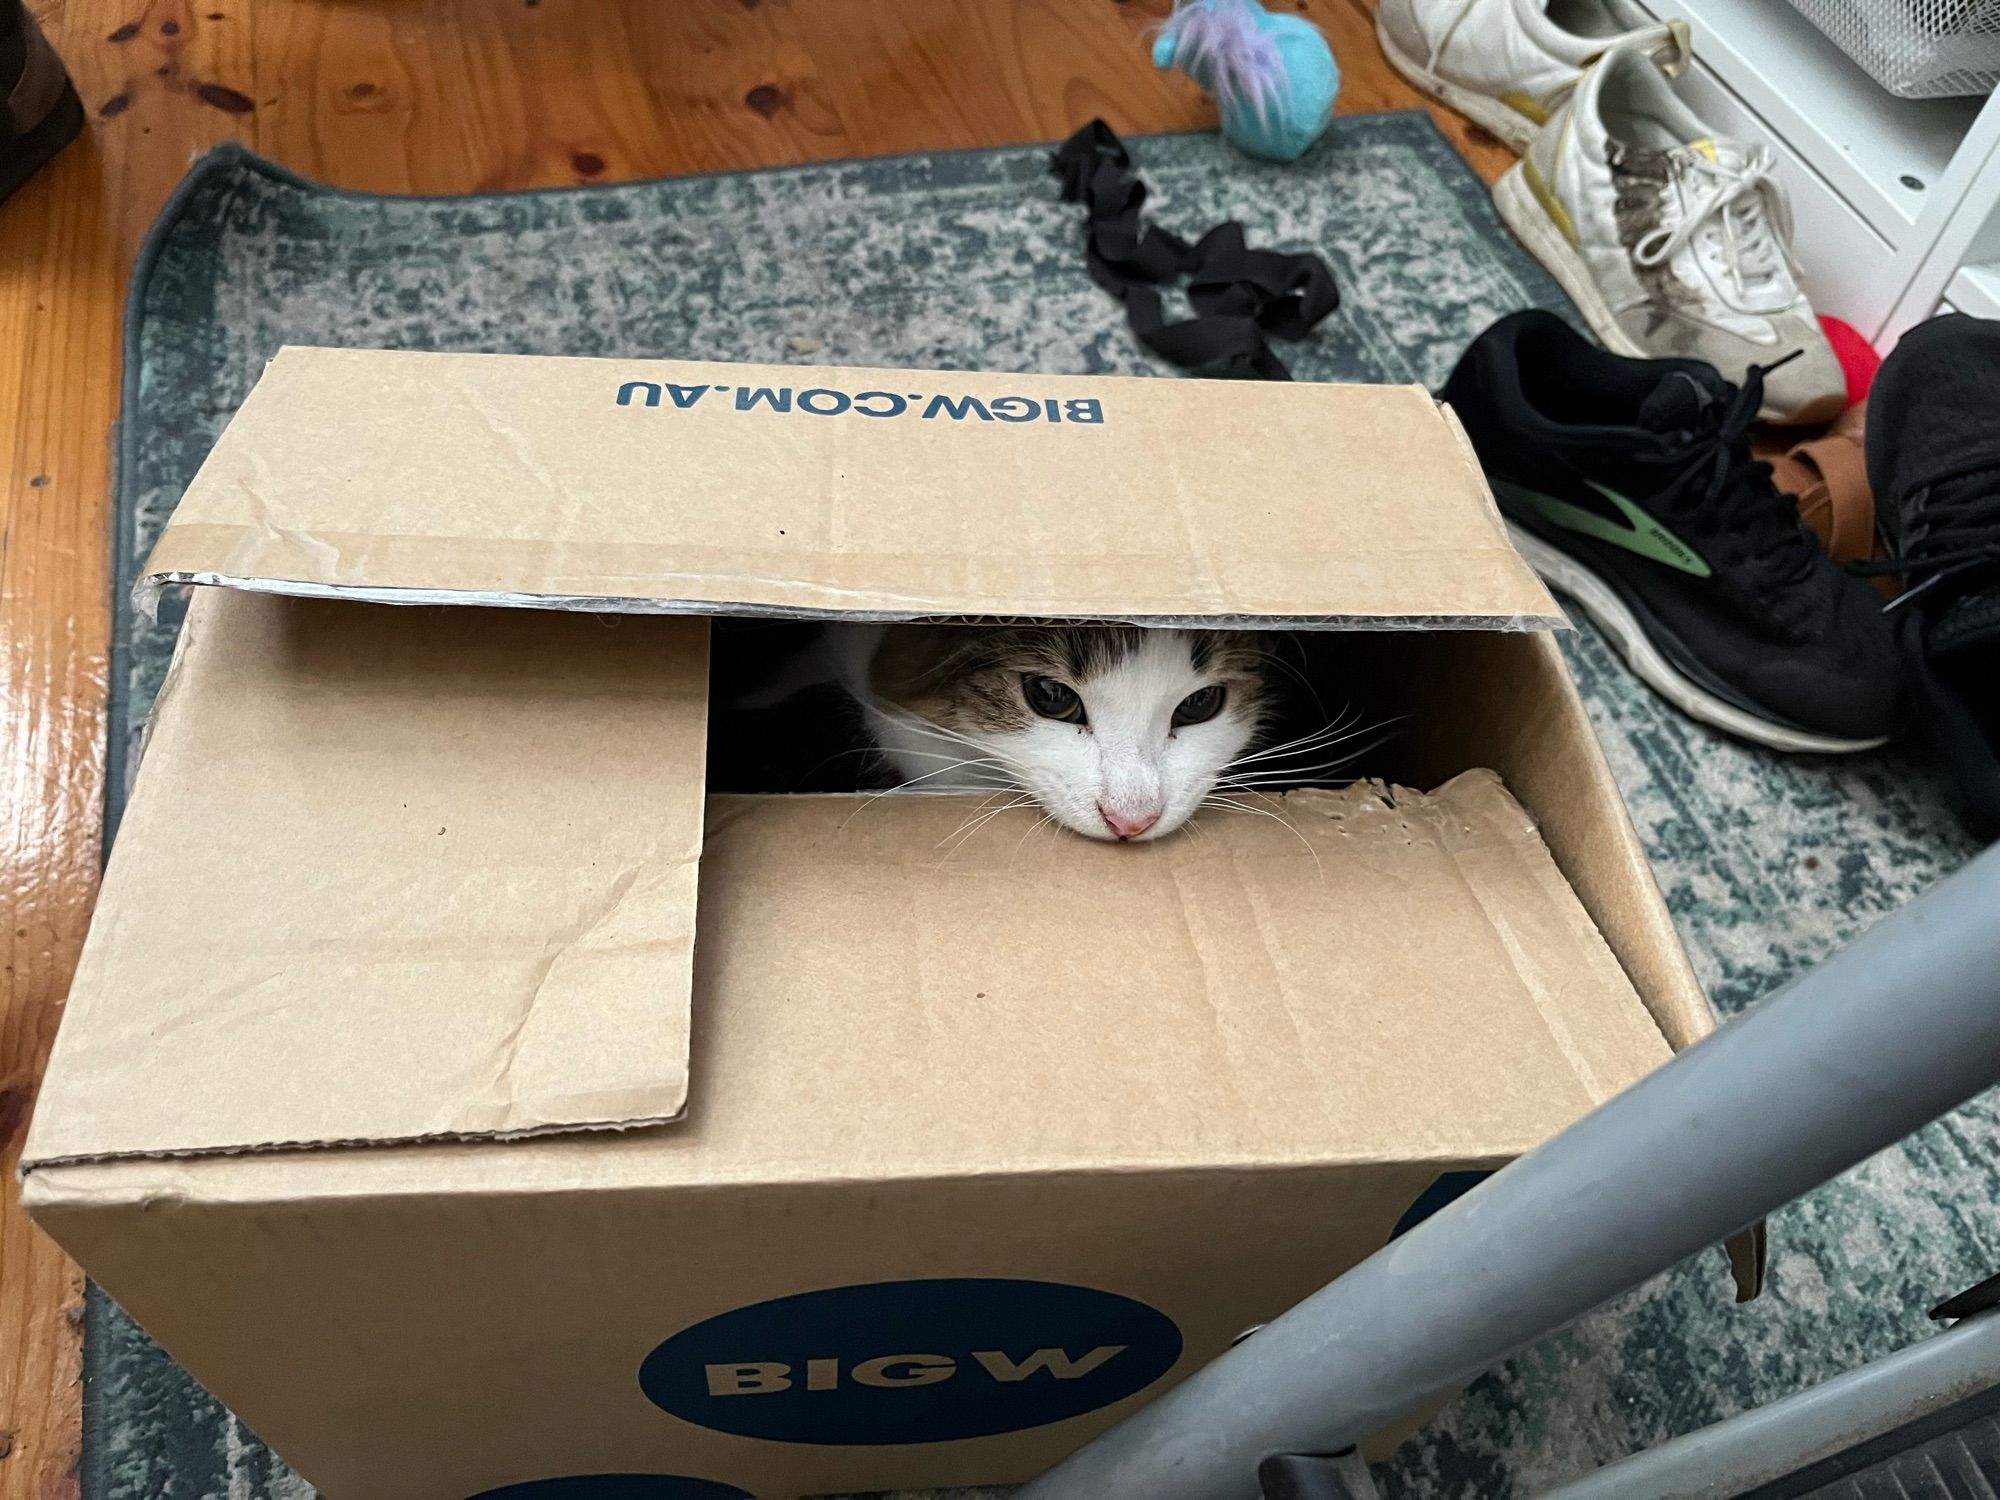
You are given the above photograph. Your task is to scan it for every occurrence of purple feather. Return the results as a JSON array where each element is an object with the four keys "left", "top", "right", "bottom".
[{"left": 1153, "top": 0, "right": 1288, "bottom": 124}]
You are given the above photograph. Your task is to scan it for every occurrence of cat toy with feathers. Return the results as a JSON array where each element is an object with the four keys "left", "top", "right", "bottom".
[{"left": 1151, "top": 0, "right": 1339, "bottom": 162}]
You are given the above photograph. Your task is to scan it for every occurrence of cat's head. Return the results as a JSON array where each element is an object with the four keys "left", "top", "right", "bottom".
[{"left": 865, "top": 625, "right": 1272, "bottom": 842}]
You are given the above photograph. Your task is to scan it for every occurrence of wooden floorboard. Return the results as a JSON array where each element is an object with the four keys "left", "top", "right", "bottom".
[{"left": 0, "top": 3, "right": 1505, "bottom": 1496}]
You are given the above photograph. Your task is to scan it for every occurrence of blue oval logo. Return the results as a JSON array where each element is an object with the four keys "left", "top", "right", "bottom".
[
  {"left": 638, "top": 1277, "right": 1183, "bottom": 1444},
  {"left": 470, "top": 1478, "right": 749, "bottom": 1500}
]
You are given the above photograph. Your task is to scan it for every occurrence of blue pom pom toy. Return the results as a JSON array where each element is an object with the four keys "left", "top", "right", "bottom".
[{"left": 1151, "top": 0, "right": 1339, "bottom": 163}]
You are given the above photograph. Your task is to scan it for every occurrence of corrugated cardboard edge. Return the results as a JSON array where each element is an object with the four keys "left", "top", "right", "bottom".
[
  {"left": 1548, "top": 646, "right": 1717, "bottom": 1056},
  {"left": 1437, "top": 398, "right": 1542, "bottom": 570},
  {"left": 1417, "top": 758, "right": 1765, "bottom": 1300},
  {"left": 127, "top": 348, "right": 1564, "bottom": 630},
  {"left": 134, "top": 571, "right": 1558, "bottom": 634},
  {"left": 1512, "top": 633, "right": 1764, "bottom": 1300},
  {"left": 25, "top": 1110, "right": 691, "bottom": 1173}
]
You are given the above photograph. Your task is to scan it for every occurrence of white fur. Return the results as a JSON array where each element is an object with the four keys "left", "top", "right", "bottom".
[{"left": 823, "top": 624, "right": 1260, "bottom": 843}]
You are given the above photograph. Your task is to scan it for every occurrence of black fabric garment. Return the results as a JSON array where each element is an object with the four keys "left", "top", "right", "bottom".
[
  {"left": 1864, "top": 314, "right": 2000, "bottom": 837},
  {"left": 1050, "top": 119, "right": 1338, "bottom": 380}
]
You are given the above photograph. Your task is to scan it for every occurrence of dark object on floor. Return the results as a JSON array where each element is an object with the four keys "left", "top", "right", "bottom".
[
  {"left": 94, "top": 127, "right": 1993, "bottom": 1500},
  {"left": 1779, "top": 1400, "right": 2000, "bottom": 1500},
  {"left": 1865, "top": 313, "right": 2000, "bottom": 838},
  {"left": 0, "top": 0, "right": 83, "bottom": 205},
  {"left": 1050, "top": 118, "right": 1339, "bottom": 379},
  {"left": 1259, "top": 1449, "right": 1379, "bottom": 1499},
  {"left": 1441, "top": 309, "right": 1904, "bottom": 755}
]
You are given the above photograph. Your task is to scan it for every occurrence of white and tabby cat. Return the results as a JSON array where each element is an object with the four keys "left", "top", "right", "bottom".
[{"left": 752, "top": 623, "right": 1281, "bottom": 842}]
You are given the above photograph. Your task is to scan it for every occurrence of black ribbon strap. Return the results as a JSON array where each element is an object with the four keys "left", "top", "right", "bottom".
[{"left": 1050, "top": 119, "right": 1339, "bottom": 380}]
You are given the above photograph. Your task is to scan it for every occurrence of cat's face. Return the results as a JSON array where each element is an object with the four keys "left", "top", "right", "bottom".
[{"left": 866, "top": 625, "right": 1270, "bottom": 841}]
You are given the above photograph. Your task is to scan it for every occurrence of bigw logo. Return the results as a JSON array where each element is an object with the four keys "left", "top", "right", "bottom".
[
  {"left": 705, "top": 1344, "right": 1127, "bottom": 1396},
  {"left": 639, "top": 1279, "right": 1181, "bottom": 1445},
  {"left": 615, "top": 381, "right": 1104, "bottom": 425}
]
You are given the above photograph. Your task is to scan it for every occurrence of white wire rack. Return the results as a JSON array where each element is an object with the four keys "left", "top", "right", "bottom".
[{"left": 1784, "top": 0, "right": 2000, "bottom": 98}]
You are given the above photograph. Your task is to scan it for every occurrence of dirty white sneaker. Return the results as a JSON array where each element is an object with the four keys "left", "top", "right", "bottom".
[
  {"left": 1376, "top": 0, "right": 1688, "bottom": 152},
  {"left": 1492, "top": 43, "right": 1845, "bottom": 424}
]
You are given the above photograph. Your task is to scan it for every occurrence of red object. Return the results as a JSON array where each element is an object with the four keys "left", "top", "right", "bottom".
[{"left": 1819, "top": 315, "right": 1881, "bottom": 407}]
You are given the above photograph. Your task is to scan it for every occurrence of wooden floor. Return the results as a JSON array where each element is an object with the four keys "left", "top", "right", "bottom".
[{"left": 0, "top": 3, "right": 1504, "bottom": 1495}]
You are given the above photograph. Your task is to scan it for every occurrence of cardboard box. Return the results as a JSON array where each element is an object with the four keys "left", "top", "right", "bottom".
[{"left": 24, "top": 350, "right": 1741, "bottom": 1500}]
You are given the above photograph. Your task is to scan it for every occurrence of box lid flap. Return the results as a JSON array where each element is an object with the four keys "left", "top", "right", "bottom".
[
  {"left": 23, "top": 588, "right": 709, "bottom": 1166},
  {"left": 138, "top": 346, "right": 1561, "bottom": 630}
]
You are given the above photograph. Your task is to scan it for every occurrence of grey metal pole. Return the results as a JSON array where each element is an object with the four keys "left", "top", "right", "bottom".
[{"left": 1018, "top": 843, "right": 2000, "bottom": 1500}]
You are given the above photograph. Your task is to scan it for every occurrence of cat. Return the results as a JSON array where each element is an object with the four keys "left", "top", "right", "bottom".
[{"left": 746, "top": 622, "right": 1281, "bottom": 842}]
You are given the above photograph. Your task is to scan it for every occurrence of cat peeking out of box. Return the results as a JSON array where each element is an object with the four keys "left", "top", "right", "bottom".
[{"left": 738, "top": 624, "right": 1382, "bottom": 843}]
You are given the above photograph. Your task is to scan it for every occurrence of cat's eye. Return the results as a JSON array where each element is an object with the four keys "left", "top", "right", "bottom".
[
  {"left": 1023, "top": 675, "right": 1085, "bottom": 724},
  {"left": 1173, "top": 685, "right": 1226, "bottom": 727}
]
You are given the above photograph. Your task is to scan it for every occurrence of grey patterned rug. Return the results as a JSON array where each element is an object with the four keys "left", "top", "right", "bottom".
[{"left": 93, "top": 117, "right": 1993, "bottom": 1500}]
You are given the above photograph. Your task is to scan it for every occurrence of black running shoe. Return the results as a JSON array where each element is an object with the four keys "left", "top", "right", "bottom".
[
  {"left": 1864, "top": 314, "right": 2000, "bottom": 837},
  {"left": 1441, "top": 311, "right": 1902, "bottom": 753}
]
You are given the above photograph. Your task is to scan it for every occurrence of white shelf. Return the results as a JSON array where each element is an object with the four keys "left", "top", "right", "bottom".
[
  {"left": 1638, "top": 0, "right": 1985, "bottom": 241},
  {"left": 1947, "top": 263, "right": 2000, "bottom": 319}
]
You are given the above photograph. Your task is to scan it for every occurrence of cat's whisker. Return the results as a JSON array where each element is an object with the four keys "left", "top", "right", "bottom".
[
  {"left": 1245, "top": 642, "right": 1332, "bottom": 720},
  {"left": 937, "top": 795, "right": 1040, "bottom": 855},
  {"left": 885, "top": 757, "right": 1018, "bottom": 792},
  {"left": 1010, "top": 811, "right": 1060, "bottom": 867},
  {"left": 867, "top": 703, "right": 1033, "bottom": 782},
  {"left": 789, "top": 741, "right": 1003, "bottom": 792},
  {"left": 1234, "top": 706, "right": 1366, "bottom": 753},
  {"left": 1223, "top": 717, "right": 1405, "bottom": 780},
  {"left": 839, "top": 757, "right": 1024, "bottom": 831},
  {"left": 1225, "top": 727, "right": 1405, "bottom": 787},
  {"left": 1218, "top": 752, "right": 1370, "bottom": 786},
  {"left": 1220, "top": 715, "right": 1367, "bottom": 771},
  {"left": 1200, "top": 793, "right": 1324, "bottom": 877},
  {"left": 885, "top": 747, "right": 1020, "bottom": 764},
  {"left": 935, "top": 789, "right": 1015, "bottom": 845},
  {"left": 1224, "top": 721, "right": 1350, "bottom": 764},
  {"left": 936, "top": 816, "right": 1038, "bottom": 872}
]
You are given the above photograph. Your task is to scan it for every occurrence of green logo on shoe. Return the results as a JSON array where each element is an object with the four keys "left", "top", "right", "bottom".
[{"left": 1493, "top": 477, "right": 1712, "bottom": 578}]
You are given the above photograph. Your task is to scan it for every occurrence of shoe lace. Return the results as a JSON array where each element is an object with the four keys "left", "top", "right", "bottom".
[
  {"left": 1633, "top": 358, "right": 1826, "bottom": 597},
  {"left": 1632, "top": 143, "right": 1796, "bottom": 305},
  {"left": 1855, "top": 462, "right": 2000, "bottom": 613}
]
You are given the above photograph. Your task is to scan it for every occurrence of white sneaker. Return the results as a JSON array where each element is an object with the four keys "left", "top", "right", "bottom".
[
  {"left": 1493, "top": 43, "right": 1845, "bottom": 423},
  {"left": 1376, "top": 0, "right": 1688, "bottom": 152}
]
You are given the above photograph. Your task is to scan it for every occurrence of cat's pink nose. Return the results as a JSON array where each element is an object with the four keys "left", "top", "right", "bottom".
[{"left": 1100, "top": 804, "right": 1161, "bottom": 840}]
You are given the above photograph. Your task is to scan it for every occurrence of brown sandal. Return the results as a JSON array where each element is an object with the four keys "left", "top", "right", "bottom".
[{"left": 1755, "top": 402, "right": 1899, "bottom": 599}]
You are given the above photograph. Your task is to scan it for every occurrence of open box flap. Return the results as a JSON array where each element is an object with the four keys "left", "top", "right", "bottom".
[
  {"left": 137, "top": 347, "right": 1563, "bottom": 630},
  {"left": 23, "top": 589, "right": 710, "bottom": 1166}
]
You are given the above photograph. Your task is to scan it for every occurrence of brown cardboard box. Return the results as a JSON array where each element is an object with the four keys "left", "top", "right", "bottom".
[{"left": 23, "top": 349, "right": 1733, "bottom": 1500}]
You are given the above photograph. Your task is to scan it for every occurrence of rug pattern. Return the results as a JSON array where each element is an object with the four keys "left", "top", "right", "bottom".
[{"left": 92, "top": 117, "right": 1993, "bottom": 1500}]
